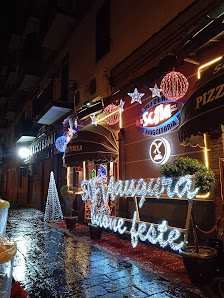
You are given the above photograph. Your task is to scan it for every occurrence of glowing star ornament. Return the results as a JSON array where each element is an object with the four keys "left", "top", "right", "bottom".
[
  {"left": 128, "top": 88, "right": 145, "bottom": 104},
  {"left": 90, "top": 114, "right": 98, "bottom": 126},
  {"left": 118, "top": 99, "right": 125, "bottom": 111},
  {"left": 149, "top": 84, "right": 162, "bottom": 98},
  {"left": 160, "top": 71, "right": 189, "bottom": 101}
]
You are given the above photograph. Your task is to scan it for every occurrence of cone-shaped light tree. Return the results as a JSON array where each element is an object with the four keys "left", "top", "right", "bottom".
[{"left": 44, "top": 171, "right": 64, "bottom": 221}]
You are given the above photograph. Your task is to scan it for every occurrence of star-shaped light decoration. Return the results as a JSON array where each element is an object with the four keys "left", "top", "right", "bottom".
[
  {"left": 90, "top": 114, "right": 98, "bottom": 126},
  {"left": 74, "top": 117, "right": 78, "bottom": 129},
  {"left": 149, "top": 84, "right": 162, "bottom": 98},
  {"left": 118, "top": 99, "right": 125, "bottom": 111},
  {"left": 128, "top": 88, "right": 145, "bottom": 104}
]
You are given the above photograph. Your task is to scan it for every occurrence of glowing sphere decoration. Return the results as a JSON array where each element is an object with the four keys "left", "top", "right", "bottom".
[
  {"left": 160, "top": 71, "right": 189, "bottom": 101},
  {"left": 103, "top": 104, "right": 120, "bottom": 125},
  {"left": 55, "top": 136, "right": 68, "bottom": 152}
]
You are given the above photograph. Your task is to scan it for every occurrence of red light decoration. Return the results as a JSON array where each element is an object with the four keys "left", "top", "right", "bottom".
[
  {"left": 160, "top": 71, "right": 189, "bottom": 101},
  {"left": 103, "top": 104, "right": 120, "bottom": 125}
]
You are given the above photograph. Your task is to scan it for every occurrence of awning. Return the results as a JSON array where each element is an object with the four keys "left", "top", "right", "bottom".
[
  {"left": 63, "top": 123, "right": 119, "bottom": 166},
  {"left": 178, "top": 56, "right": 224, "bottom": 146}
]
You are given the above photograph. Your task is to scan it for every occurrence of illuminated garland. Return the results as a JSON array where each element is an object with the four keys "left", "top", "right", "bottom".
[
  {"left": 81, "top": 175, "right": 199, "bottom": 205},
  {"left": 80, "top": 175, "right": 198, "bottom": 252},
  {"left": 130, "top": 212, "right": 184, "bottom": 250}
]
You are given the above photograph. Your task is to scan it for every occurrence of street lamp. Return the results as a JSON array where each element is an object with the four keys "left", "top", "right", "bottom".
[{"left": 18, "top": 147, "right": 30, "bottom": 159}]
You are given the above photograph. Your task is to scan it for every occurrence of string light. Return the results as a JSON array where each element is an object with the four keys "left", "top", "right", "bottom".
[
  {"left": 103, "top": 104, "right": 120, "bottom": 125},
  {"left": 197, "top": 56, "right": 222, "bottom": 79},
  {"left": 81, "top": 175, "right": 197, "bottom": 252},
  {"left": 130, "top": 212, "right": 184, "bottom": 250},
  {"left": 81, "top": 175, "right": 199, "bottom": 205},
  {"left": 160, "top": 71, "right": 189, "bottom": 101}
]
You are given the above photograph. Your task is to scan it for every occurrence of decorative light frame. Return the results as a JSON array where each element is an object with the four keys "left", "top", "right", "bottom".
[{"left": 81, "top": 175, "right": 199, "bottom": 251}]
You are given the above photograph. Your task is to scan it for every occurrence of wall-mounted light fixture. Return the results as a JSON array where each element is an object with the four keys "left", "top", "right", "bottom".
[{"left": 18, "top": 147, "right": 30, "bottom": 159}]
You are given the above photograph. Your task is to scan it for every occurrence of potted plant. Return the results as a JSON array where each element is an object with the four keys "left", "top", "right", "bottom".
[
  {"left": 60, "top": 185, "right": 79, "bottom": 231},
  {"left": 161, "top": 157, "right": 217, "bottom": 283},
  {"left": 180, "top": 212, "right": 217, "bottom": 284},
  {"left": 160, "top": 156, "right": 215, "bottom": 193}
]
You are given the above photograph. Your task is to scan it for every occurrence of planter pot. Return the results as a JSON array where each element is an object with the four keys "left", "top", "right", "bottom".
[
  {"left": 207, "top": 238, "right": 224, "bottom": 275},
  {"left": 180, "top": 246, "right": 217, "bottom": 284},
  {"left": 89, "top": 224, "right": 102, "bottom": 239},
  {"left": 64, "top": 216, "right": 78, "bottom": 231}
]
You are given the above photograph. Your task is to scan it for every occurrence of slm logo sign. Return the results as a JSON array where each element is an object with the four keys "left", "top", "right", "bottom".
[{"left": 136, "top": 97, "right": 183, "bottom": 136}]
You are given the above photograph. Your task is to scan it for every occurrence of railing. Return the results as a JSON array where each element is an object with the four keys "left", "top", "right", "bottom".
[
  {"left": 33, "top": 78, "right": 75, "bottom": 120},
  {"left": 14, "top": 117, "right": 38, "bottom": 142}
]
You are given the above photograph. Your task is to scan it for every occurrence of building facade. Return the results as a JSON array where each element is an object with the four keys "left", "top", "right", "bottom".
[{"left": 0, "top": 0, "right": 223, "bottom": 243}]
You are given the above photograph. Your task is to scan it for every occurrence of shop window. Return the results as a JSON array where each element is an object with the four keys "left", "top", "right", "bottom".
[{"left": 96, "top": 0, "right": 110, "bottom": 61}]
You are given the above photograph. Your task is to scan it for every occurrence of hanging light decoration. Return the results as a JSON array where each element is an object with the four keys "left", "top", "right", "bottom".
[
  {"left": 103, "top": 104, "right": 120, "bottom": 125},
  {"left": 55, "top": 136, "right": 68, "bottom": 152},
  {"left": 160, "top": 71, "right": 189, "bottom": 101}
]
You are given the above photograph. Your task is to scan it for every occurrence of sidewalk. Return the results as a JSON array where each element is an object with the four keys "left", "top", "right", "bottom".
[{"left": 6, "top": 208, "right": 223, "bottom": 297}]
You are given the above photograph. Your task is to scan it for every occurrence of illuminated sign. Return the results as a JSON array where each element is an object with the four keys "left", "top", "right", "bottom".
[
  {"left": 81, "top": 175, "right": 199, "bottom": 251},
  {"left": 30, "top": 132, "right": 56, "bottom": 155},
  {"left": 136, "top": 97, "right": 182, "bottom": 136},
  {"left": 149, "top": 138, "right": 171, "bottom": 165},
  {"left": 66, "top": 144, "right": 82, "bottom": 152}
]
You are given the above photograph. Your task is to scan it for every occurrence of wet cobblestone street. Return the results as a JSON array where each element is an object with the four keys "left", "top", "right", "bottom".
[{"left": 6, "top": 208, "right": 213, "bottom": 297}]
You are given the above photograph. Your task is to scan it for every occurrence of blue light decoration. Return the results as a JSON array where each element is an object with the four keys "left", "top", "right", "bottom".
[
  {"left": 55, "top": 136, "right": 68, "bottom": 152},
  {"left": 97, "top": 164, "right": 107, "bottom": 182}
]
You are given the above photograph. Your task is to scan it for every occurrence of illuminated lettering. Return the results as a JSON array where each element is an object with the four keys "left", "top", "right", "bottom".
[
  {"left": 206, "top": 88, "right": 215, "bottom": 104},
  {"left": 215, "top": 83, "right": 224, "bottom": 99},
  {"left": 81, "top": 175, "right": 196, "bottom": 252},
  {"left": 195, "top": 83, "right": 224, "bottom": 109},
  {"left": 142, "top": 104, "right": 172, "bottom": 127},
  {"left": 195, "top": 95, "right": 202, "bottom": 109}
]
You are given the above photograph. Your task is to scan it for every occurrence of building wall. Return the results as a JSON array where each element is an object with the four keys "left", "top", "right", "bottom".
[{"left": 40, "top": 0, "right": 195, "bottom": 106}]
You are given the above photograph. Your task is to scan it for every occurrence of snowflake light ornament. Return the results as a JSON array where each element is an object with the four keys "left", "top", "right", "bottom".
[
  {"left": 128, "top": 88, "right": 145, "bottom": 104},
  {"left": 90, "top": 114, "right": 98, "bottom": 126},
  {"left": 149, "top": 84, "right": 162, "bottom": 98}
]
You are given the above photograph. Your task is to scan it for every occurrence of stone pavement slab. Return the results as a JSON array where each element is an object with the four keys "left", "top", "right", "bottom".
[{"left": 5, "top": 208, "right": 223, "bottom": 297}]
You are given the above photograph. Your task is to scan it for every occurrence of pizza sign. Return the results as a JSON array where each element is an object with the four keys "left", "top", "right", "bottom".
[{"left": 136, "top": 97, "right": 182, "bottom": 136}]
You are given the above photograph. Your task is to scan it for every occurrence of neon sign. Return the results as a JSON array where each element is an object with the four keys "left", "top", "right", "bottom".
[
  {"left": 136, "top": 97, "right": 182, "bottom": 136},
  {"left": 81, "top": 175, "right": 199, "bottom": 251}
]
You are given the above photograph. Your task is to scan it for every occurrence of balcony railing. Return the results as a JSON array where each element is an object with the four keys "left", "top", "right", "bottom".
[
  {"left": 33, "top": 78, "right": 74, "bottom": 125},
  {"left": 14, "top": 117, "right": 38, "bottom": 143}
]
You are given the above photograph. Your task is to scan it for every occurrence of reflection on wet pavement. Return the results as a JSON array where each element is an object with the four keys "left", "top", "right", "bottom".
[{"left": 6, "top": 208, "right": 206, "bottom": 297}]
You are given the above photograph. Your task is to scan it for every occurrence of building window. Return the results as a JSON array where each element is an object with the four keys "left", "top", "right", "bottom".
[{"left": 96, "top": 0, "right": 110, "bottom": 62}]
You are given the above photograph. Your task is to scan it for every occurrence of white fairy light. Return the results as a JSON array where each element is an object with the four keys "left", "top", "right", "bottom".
[
  {"left": 81, "top": 175, "right": 198, "bottom": 206},
  {"left": 168, "top": 229, "right": 184, "bottom": 251},
  {"left": 157, "top": 220, "right": 169, "bottom": 248},
  {"left": 81, "top": 175, "right": 196, "bottom": 252}
]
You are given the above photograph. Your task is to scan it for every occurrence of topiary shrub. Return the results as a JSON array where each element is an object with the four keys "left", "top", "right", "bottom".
[
  {"left": 60, "top": 185, "right": 79, "bottom": 217},
  {"left": 160, "top": 157, "right": 215, "bottom": 192}
]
